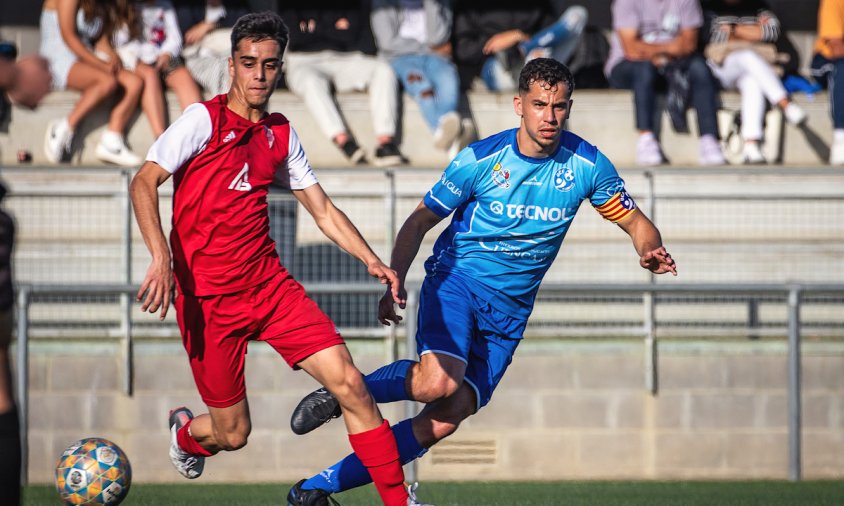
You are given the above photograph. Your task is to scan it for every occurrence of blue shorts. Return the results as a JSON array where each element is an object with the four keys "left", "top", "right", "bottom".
[{"left": 416, "top": 273, "right": 526, "bottom": 411}]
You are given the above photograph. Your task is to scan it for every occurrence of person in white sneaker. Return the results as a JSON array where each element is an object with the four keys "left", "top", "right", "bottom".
[
  {"left": 811, "top": 0, "right": 844, "bottom": 165},
  {"left": 703, "top": 0, "right": 807, "bottom": 165},
  {"left": 371, "top": 0, "right": 464, "bottom": 152},
  {"left": 40, "top": 0, "right": 144, "bottom": 166},
  {"left": 606, "top": 0, "right": 726, "bottom": 166}
]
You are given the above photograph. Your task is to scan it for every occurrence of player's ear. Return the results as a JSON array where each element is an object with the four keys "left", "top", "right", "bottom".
[
  {"left": 514, "top": 95, "right": 523, "bottom": 117},
  {"left": 228, "top": 56, "right": 234, "bottom": 80}
]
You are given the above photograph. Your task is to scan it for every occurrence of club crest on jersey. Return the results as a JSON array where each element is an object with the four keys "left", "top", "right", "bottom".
[
  {"left": 553, "top": 166, "right": 575, "bottom": 192},
  {"left": 619, "top": 190, "right": 636, "bottom": 210},
  {"left": 491, "top": 163, "right": 510, "bottom": 189},
  {"left": 264, "top": 126, "right": 275, "bottom": 148},
  {"left": 228, "top": 163, "right": 252, "bottom": 191}
]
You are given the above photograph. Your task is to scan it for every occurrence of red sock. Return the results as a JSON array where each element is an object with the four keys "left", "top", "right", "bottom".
[
  {"left": 176, "top": 419, "right": 214, "bottom": 457},
  {"left": 348, "top": 419, "right": 408, "bottom": 506}
]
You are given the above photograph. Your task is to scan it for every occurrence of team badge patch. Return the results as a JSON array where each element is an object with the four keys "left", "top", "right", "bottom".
[
  {"left": 491, "top": 163, "right": 511, "bottom": 189},
  {"left": 619, "top": 190, "right": 635, "bottom": 210},
  {"left": 554, "top": 166, "right": 575, "bottom": 192},
  {"left": 264, "top": 126, "right": 275, "bottom": 148}
]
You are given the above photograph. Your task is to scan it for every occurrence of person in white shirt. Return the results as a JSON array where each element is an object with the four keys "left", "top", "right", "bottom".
[{"left": 115, "top": 0, "right": 202, "bottom": 138}]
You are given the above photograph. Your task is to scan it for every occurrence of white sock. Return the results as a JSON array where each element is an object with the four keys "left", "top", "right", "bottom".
[
  {"left": 834, "top": 129, "right": 844, "bottom": 143},
  {"left": 639, "top": 131, "right": 655, "bottom": 142}
]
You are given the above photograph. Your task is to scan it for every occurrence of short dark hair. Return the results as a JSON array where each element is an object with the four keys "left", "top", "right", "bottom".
[
  {"left": 230, "top": 11, "right": 289, "bottom": 55},
  {"left": 518, "top": 58, "right": 575, "bottom": 97}
]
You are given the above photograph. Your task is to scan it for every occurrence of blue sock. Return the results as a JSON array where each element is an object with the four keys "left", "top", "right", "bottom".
[
  {"left": 363, "top": 359, "right": 413, "bottom": 403},
  {"left": 301, "top": 418, "right": 427, "bottom": 493}
]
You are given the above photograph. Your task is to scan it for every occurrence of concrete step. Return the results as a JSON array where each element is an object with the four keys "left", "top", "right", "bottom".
[{"left": 1, "top": 88, "right": 837, "bottom": 168}]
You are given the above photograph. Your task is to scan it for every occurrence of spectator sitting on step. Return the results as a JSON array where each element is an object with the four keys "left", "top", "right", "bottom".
[
  {"left": 174, "top": 0, "right": 250, "bottom": 97},
  {"left": 371, "top": 0, "right": 465, "bottom": 153},
  {"left": 39, "top": 0, "right": 145, "bottom": 166},
  {"left": 605, "top": 0, "right": 727, "bottom": 166},
  {"left": 701, "top": 0, "right": 807, "bottom": 165},
  {"left": 810, "top": 0, "right": 844, "bottom": 165},
  {"left": 278, "top": 2, "right": 407, "bottom": 167},
  {"left": 113, "top": 0, "right": 202, "bottom": 138},
  {"left": 451, "top": 0, "right": 588, "bottom": 92}
]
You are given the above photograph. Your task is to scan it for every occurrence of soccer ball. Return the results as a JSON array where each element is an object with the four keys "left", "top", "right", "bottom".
[{"left": 55, "top": 437, "right": 132, "bottom": 505}]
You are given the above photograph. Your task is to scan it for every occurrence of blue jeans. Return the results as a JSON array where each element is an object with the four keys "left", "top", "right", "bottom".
[
  {"left": 390, "top": 54, "right": 460, "bottom": 131},
  {"left": 482, "top": 6, "right": 588, "bottom": 92},
  {"left": 608, "top": 56, "right": 720, "bottom": 137},
  {"left": 811, "top": 53, "right": 844, "bottom": 129}
]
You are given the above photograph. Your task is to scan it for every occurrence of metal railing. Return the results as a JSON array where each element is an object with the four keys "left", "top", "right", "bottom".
[
  {"left": 14, "top": 281, "right": 844, "bottom": 483},
  {"left": 3, "top": 166, "right": 844, "bottom": 288}
]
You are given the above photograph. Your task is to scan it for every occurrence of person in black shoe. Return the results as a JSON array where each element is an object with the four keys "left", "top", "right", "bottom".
[
  {"left": 0, "top": 181, "right": 20, "bottom": 506},
  {"left": 278, "top": 1, "right": 408, "bottom": 167},
  {"left": 290, "top": 58, "right": 677, "bottom": 501}
]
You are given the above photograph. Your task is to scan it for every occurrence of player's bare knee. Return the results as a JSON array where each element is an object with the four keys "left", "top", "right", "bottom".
[
  {"left": 330, "top": 368, "right": 369, "bottom": 407},
  {"left": 415, "top": 374, "right": 461, "bottom": 403},
  {"left": 216, "top": 427, "right": 250, "bottom": 451},
  {"left": 429, "top": 417, "right": 461, "bottom": 441}
]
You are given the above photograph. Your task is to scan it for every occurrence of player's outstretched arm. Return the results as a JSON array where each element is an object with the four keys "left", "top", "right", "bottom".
[
  {"left": 129, "top": 162, "right": 175, "bottom": 319},
  {"left": 378, "top": 202, "right": 443, "bottom": 326},
  {"left": 293, "top": 183, "right": 402, "bottom": 302},
  {"left": 616, "top": 209, "right": 677, "bottom": 276}
]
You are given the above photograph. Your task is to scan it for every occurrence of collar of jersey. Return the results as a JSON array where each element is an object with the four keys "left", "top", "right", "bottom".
[{"left": 508, "top": 128, "right": 563, "bottom": 164}]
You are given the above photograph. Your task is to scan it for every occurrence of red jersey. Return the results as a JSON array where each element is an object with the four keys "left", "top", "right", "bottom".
[{"left": 146, "top": 94, "right": 318, "bottom": 296}]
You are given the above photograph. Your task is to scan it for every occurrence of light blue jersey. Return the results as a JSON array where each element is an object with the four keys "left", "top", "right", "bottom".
[{"left": 423, "top": 128, "right": 636, "bottom": 320}]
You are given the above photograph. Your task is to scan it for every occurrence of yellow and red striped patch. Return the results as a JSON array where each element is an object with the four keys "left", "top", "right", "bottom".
[{"left": 595, "top": 191, "right": 637, "bottom": 222}]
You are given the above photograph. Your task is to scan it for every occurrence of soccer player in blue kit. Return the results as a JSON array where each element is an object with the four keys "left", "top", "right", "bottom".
[{"left": 286, "top": 58, "right": 677, "bottom": 505}]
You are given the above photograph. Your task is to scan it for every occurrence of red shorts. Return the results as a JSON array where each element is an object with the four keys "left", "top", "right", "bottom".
[{"left": 175, "top": 272, "right": 345, "bottom": 408}]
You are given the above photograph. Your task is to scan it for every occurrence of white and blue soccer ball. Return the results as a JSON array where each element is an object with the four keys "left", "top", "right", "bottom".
[{"left": 55, "top": 437, "right": 132, "bottom": 505}]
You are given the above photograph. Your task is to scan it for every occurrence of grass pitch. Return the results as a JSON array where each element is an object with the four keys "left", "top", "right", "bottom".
[{"left": 28, "top": 480, "right": 844, "bottom": 505}]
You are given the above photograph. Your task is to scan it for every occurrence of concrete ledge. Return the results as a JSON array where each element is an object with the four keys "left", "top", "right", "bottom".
[
  {"left": 17, "top": 339, "right": 844, "bottom": 482},
  {"left": 1, "top": 88, "right": 835, "bottom": 168}
]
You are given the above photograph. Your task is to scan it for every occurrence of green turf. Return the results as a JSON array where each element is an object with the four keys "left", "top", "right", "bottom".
[{"left": 29, "top": 480, "right": 844, "bottom": 505}]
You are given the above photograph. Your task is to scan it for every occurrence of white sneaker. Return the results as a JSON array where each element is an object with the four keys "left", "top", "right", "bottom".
[
  {"left": 831, "top": 140, "right": 844, "bottom": 165},
  {"left": 44, "top": 118, "right": 73, "bottom": 163},
  {"left": 168, "top": 407, "right": 205, "bottom": 479},
  {"left": 407, "top": 482, "right": 433, "bottom": 506},
  {"left": 635, "top": 134, "right": 666, "bottom": 166},
  {"left": 699, "top": 134, "right": 727, "bottom": 165},
  {"left": 783, "top": 102, "right": 807, "bottom": 126},
  {"left": 742, "top": 142, "right": 766, "bottom": 164},
  {"left": 432, "top": 111, "right": 462, "bottom": 150},
  {"left": 96, "top": 131, "right": 142, "bottom": 166}
]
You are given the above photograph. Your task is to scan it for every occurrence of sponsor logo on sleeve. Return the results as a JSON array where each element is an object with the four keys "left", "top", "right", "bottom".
[{"left": 439, "top": 172, "right": 463, "bottom": 197}]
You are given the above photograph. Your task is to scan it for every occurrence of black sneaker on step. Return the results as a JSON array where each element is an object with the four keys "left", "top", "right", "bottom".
[
  {"left": 339, "top": 139, "right": 367, "bottom": 164},
  {"left": 374, "top": 141, "right": 407, "bottom": 167}
]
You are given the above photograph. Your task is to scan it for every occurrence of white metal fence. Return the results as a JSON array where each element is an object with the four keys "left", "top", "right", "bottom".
[
  {"left": 3, "top": 166, "right": 843, "bottom": 339},
  {"left": 4, "top": 165, "right": 844, "bottom": 484}
]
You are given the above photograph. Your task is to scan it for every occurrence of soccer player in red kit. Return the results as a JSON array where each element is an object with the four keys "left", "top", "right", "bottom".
[{"left": 129, "top": 12, "right": 411, "bottom": 506}]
